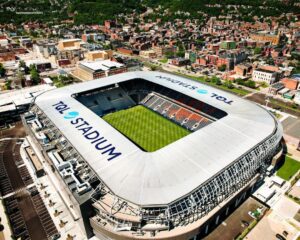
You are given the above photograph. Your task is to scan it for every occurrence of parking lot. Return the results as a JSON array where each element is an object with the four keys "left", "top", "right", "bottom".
[
  {"left": 0, "top": 127, "right": 58, "bottom": 240},
  {"left": 204, "top": 197, "right": 266, "bottom": 240},
  {"left": 282, "top": 116, "right": 300, "bottom": 139},
  {"left": 0, "top": 140, "right": 33, "bottom": 195}
]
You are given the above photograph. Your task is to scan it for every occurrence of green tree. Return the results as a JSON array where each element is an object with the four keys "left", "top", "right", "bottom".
[
  {"left": 224, "top": 80, "right": 234, "bottom": 89},
  {"left": 211, "top": 76, "right": 221, "bottom": 85},
  {"left": 19, "top": 60, "right": 26, "bottom": 69},
  {"left": 4, "top": 80, "right": 11, "bottom": 90},
  {"left": 0, "top": 63, "right": 6, "bottom": 77},
  {"left": 235, "top": 78, "right": 244, "bottom": 85},
  {"left": 176, "top": 51, "right": 185, "bottom": 58},
  {"left": 164, "top": 51, "right": 175, "bottom": 58},
  {"left": 254, "top": 47, "right": 262, "bottom": 55},
  {"left": 30, "top": 66, "right": 40, "bottom": 85},
  {"left": 150, "top": 65, "right": 157, "bottom": 71},
  {"left": 245, "top": 80, "right": 256, "bottom": 89},
  {"left": 218, "top": 64, "right": 227, "bottom": 72}
]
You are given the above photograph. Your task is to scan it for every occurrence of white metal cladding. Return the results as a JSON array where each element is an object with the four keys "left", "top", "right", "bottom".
[{"left": 33, "top": 71, "right": 282, "bottom": 206}]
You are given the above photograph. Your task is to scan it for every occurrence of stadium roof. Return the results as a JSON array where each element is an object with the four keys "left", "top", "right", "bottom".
[{"left": 34, "top": 71, "right": 278, "bottom": 206}]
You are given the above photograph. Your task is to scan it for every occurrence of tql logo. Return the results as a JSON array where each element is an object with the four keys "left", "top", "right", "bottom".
[
  {"left": 52, "top": 101, "right": 122, "bottom": 161},
  {"left": 64, "top": 111, "right": 79, "bottom": 119}
]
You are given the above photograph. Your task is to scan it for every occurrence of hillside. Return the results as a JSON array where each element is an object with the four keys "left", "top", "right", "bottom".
[{"left": 0, "top": 0, "right": 299, "bottom": 25}]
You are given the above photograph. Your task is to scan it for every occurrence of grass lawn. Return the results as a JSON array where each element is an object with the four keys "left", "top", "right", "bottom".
[
  {"left": 158, "top": 59, "right": 168, "bottom": 63},
  {"left": 103, "top": 105, "right": 190, "bottom": 152},
  {"left": 277, "top": 155, "right": 300, "bottom": 180}
]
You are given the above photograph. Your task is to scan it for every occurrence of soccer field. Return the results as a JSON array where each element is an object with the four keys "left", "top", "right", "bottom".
[{"left": 103, "top": 105, "right": 190, "bottom": 152}]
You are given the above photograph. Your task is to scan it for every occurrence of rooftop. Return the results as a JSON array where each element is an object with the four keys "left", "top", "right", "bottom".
[
  {"left": 79, "top": 60, "right": 124, "bottom": 71},
  {"left": 34, "top": 71, "right": 279, "bottom": 206}
]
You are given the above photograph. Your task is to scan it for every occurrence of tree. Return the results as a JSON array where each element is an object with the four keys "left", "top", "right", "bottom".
[
  {"left": 245, "top": 80, "right": 256, "bottom": 89},
  {"left": 165, "top": 51, "right": 175, "bottom": 58},
  {"left": 218, "top": 64, "right": 227, "bottom": 72},
  {"left": 266, "top": 57, "right": 274, "bottom": 65},
  {"left": 4, "top": 80, "right": 11, "bottom": 90},
  {"left": 15, "top": 71, "right": 25, "bottom": 87},
  {"left": 211, "top": 76, "right": 221, "bottom": 85},
  {"left": 224, "top": 80, "right": 234, "bottom": 89},
  {"left": 0, "top": 63, "right": 6, "bottom": 77},
  {"left": 235, "top": 78, "right": 244, "bottom": 85},
  {"left": 19, "top": 60, "right": 26, "bottom": 69},
  {"left": 150, "top": 65, "right": 157, "bottom": 71},
  {"left": 30, "top": 66, "right": 40, "bottom": 85},
  {"left": 176, "top": 51, "right": 185, "bottom": 58},
  {"left": 254, "top": 47, "right": 262, "bottom": 55}
]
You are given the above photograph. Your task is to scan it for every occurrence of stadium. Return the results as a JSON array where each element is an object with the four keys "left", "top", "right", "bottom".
[{"left": 24, "top": 71, "right": 283, "bottom": 239}]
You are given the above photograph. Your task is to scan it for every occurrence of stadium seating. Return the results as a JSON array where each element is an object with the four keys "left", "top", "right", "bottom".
[
  {"left": 175, "top": 108, "right": 192, "bottom": 123},
  {"left": 76, "top": 79, "right": 216, "bottom": 132},
  {"left": 77, "top": 87, "right": 135, "bottom": 116},
  {"left": 144, "top": 95, "right": 159, "bottom": 107},
  {"left": 185, "top": 114, "right": 204, "bottom": 129},
  {"left": 157, "top": 101, "right": 172, "bottom": 114},
  {"left": 194, "top": 119, "right": 212, "bottom": 130},
  {"left": 166, "top": 104, "right": 181, "bottom": 118}
]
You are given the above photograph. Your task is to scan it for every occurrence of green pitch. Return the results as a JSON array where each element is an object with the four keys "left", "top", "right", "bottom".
[{"left": 103, "top": 105, "right": 190, "bottom": 152}]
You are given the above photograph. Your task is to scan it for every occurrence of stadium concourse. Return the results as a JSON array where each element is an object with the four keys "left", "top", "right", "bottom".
[{"left": 23, "top": 71, "right": 283, "bottom": 239}]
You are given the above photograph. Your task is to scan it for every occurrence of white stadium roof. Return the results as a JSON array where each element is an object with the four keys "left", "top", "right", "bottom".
[{"left": 34, "top": 71, "right": 278, "bottom": 206}]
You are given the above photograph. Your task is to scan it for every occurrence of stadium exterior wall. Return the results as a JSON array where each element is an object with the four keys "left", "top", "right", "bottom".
[{"left": 24, "top": 71, "right": 283, "bottom": 239}]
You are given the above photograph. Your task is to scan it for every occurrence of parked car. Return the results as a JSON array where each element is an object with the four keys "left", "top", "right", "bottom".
[
  {"left": 241, "top": 220, "right": 249, "bottom": 227},
  {"left": 276, "top": 233, "right": 286, "bottom": 240}
]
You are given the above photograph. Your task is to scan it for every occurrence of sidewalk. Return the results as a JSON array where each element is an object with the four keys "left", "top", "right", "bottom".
[{"left": 286, "top": 144, "right": 300, "bottom": 162}]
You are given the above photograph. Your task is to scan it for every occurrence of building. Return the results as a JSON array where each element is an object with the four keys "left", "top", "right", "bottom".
[
  {"left": 25, "top": 59, "right": 52, "bottom": 72},
  {"left": 218, "top": 51, "right": 248, "bottom": 70},
  {"left": 252, "top": 69, "right": 278, "bottom": 84},
  {"left": 0, "top": 48, "right": 15, "bottom": 62},
  {"left": 294, "top": 91, "right": 300, "bottom": 104},
  {"left": 24, "top": 71, "right": 283, "bottom": 239},
  {"left": 250, "top": 32, "right": 280, "bottom": 45},
  {"left": 139, "top": 50, "right": 157, "bottom": 58},
  {"left": 57, "top": 39, "right": 82, "bottom": 51},
  {"left": 153, "top": 45, "right": 176, "bottom": 57},
  {"left": 269, "top": 82, "right": 285, "bottom": 95},
  {"left": 169, "top": 57, "right": 190, "bottom": 66},
  {"left": 85, "top": 50, "right": 113, "bottom": 61},
  {"left": 0, "top": 84, "right": 55, "bottom": 124},
  {"left": 73, "top": 60, "right": 127, "bottom": 81},
  {"left": 35, "top": 40, "right": 57, "bottom": 59},
  {"left": 220, "top": 41, "right": 236, "bottom": 50},
  {"left": 117, "top": 47, "right": 134, "bottom": 55},
  {"left": 281, "top": 78, "right": 299, "bottom": 90},
  {"left": 0, "top": 37, "right": 9, "bottom": 47},
  {"left": 82, "top": 33, "right": 105, "bottom": 43},
  {"left": 57, "top": 49, "right": 84, "bottom": 65},
  {"left": 234, "top": 64, "right": 252, "bottom": 77}
]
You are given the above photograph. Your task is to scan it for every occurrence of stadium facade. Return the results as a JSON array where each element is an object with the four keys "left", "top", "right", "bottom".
[{"left": 23, "top": 71, "right": 283, "bottom": 239}]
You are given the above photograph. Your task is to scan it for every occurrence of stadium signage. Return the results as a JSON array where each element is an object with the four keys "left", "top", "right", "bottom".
[
  {"left": 52, "top": 101, "right": 122, "bottom": 161},
  {"left": 156, "top": 75, "right": 198, "bottom": 90},
  {"left": 156, "top": 75, "right": 233, "bottom": 105}
]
